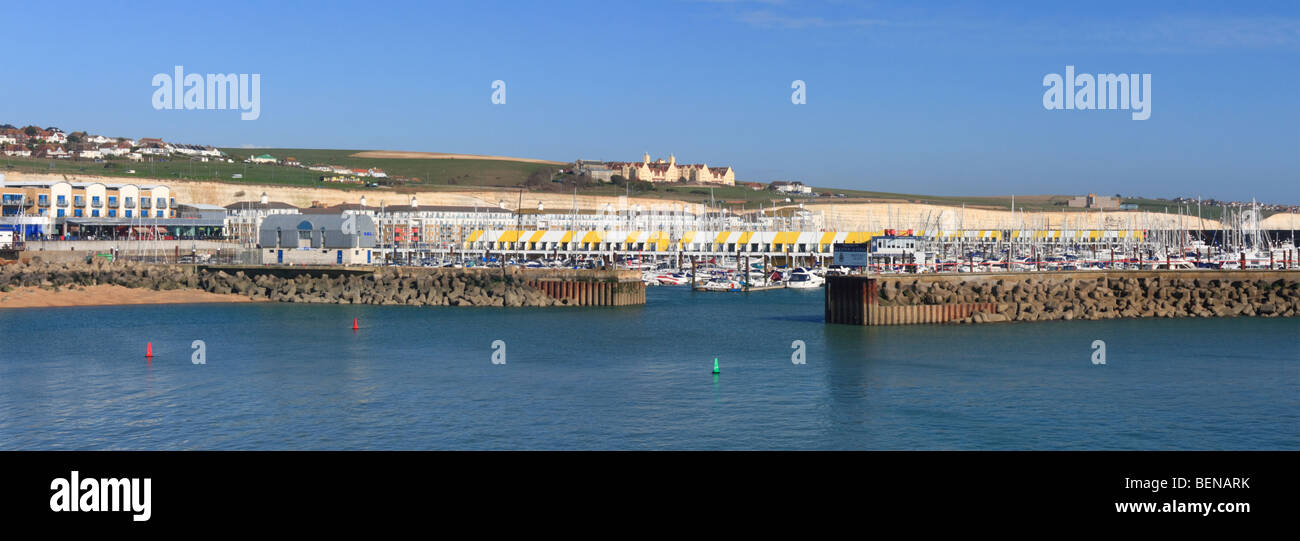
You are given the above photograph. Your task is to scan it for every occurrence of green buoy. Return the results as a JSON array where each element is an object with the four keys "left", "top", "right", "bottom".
[{"left": 712, "top": 357, "right": 720, "bottom": 374}]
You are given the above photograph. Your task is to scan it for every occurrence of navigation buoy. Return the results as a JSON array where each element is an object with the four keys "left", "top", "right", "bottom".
[
  {"left": 352, "top": 318, "right": 359, "bottom": 331},
  {"left": 712, "top": 357, "right": 720, "bottom": 374},
  {"left": 146, "top": 342, "right": 154, "bottom": 358}
]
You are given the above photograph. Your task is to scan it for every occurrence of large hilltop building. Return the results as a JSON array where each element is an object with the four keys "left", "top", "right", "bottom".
[
  {"left": 603, "top": 153, "right": 735, "bottom": 186},
  {"left": 1067, "top": 193, "right": 1120, "bottom": 210}
]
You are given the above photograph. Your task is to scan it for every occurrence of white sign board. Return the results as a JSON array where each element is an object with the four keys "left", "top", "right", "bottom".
[{"left": 832, "top": 243, "right": 870, "bottom": 267}]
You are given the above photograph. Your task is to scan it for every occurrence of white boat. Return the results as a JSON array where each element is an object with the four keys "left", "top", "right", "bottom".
[
  {"left": 786, "top": 267, "right": 825, "bottom": 289},
  {"left": 697, "top": 279, "right": 744, "bottom": 292},
  {"left": 653, "top": 272, "right": 691, "bottom": 286}
]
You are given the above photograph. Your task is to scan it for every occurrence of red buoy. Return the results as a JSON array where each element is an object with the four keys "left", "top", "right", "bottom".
[
  {"left": 146, "top": 342, "right": 154, "bottom": 358},
  {"left": 352, "top": 318, "right": 359, "bottom": 331}
]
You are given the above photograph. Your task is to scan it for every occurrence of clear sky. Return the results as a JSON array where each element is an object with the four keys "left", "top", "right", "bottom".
[{"left": 3, "top": 1, "right": 1296, "bottom": 203}]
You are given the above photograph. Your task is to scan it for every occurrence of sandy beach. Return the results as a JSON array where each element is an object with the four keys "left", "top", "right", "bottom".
[{"left": 0, "top": 284, "right": 260, "bottom": 309}]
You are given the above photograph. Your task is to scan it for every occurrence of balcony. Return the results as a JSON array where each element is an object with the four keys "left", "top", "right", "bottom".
[
  {"left": 56, "top": 199, "right": 69, "bottom": 207},
  {"left": 73, "top": 198, "right": 86, "bottom": 208},
  {"left": 123, "top": 199, "right": 135, "bottom": 209},
  {"left": 38, "top": 199, "right": 50, "bottom": 207}
]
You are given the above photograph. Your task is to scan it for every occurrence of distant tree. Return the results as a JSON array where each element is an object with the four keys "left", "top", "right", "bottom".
[
  {"left": 610, "top": 174, "right": 627, "bottom": 186},
  {"left": 22, "top": 125, "right": 39, "bottom": 137},
  {"left": 524, "top": 168, "right": 550, "bottom": 188}
]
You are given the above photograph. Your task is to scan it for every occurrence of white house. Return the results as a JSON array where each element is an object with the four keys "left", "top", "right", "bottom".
[
  {"left": 771, "top": 181, "right": 812, "bottom": 194},
  {"left": 99, "top": 143, "right": 132, "bottom": 156},
  {"left": 42, "top": 146, "right": 70, "bottom": 158}
]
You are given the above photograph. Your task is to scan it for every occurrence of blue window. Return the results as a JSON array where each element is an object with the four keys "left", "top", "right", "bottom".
[
  {"left": 92, "top": 196, "right": 101, "bottom": 206},
  {"left": 156, "top": 210, "right": 163, "bottom": 218},
  {"left": 57, "top": 209, "right": 65, "bottom": 217},
  {"left": 124, "top": 197, "right": 134, "bottom": 208},
  {"left": 108, "top": 196, "right": 118, "bottom": 206},
  {"left": 156, "top": 197, "right": 166, "bottom": 209},
  {"left": 108, "top": 209, "right": 117, "bottom": 217},
  {"left": 74, "top": 209, "right": 83, "bottom": 217},
  {"left": 57, "top": 195, "right": 66, "bottom": 206},
  {"left": 38, "top": 194, "right": 49, "bottom": 205},
  {"left": 91, "top": 209, "right": 99, "bottom": 217},
  {"left": 125, "top": 210, "right": 132, "bottom": 218}
]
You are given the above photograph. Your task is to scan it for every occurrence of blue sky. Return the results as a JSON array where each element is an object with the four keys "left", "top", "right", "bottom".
[{"left": 3, "top": 1, "right": 1297, "bottom": 203}]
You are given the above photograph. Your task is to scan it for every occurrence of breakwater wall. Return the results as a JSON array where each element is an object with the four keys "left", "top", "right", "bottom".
[
  {"left": 826, "top": 270, "right": 1300, "bottom": 325},
  {"left": 1, "top": 261, "right": 645, "bottom": 307}
]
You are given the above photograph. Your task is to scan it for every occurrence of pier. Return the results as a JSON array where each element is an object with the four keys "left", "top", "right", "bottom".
[
  {"left": 826, "top": 270, "right": 1300, "bottom": 325},
  {"left": 2, "top": 261, "right": 646, "bottom": 308},
  {"left": 195, "top": 265, "right": 646, "bottom": 307}
]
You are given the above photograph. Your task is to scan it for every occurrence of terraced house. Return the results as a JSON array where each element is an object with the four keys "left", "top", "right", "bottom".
[{"left": 606, "top": 153, "right": 736, "bottom": 186}]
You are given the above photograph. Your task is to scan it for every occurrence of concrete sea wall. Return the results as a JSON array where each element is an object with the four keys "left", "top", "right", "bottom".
[{"left": 826, "top": 270, "right": 1300, "bottom": 325}]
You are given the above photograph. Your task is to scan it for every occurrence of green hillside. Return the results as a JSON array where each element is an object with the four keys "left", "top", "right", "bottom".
[{"left": 0, "top": 150, "right": 1265, "bottom": 220}]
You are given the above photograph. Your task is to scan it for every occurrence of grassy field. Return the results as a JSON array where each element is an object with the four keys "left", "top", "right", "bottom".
[
  {"left": 1, "top": 150, "right": 1265, "bottom": 219},
  {"left": 218, "top": 148, "right": 554, "bottom": 187},
  {"left": 0, "top": 149, "right": 553, "bottom": 192}
]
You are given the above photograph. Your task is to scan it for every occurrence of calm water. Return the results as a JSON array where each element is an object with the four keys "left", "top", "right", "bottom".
[{"left": 1, "top": 288, "right": 1296, "bottom": 450}]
